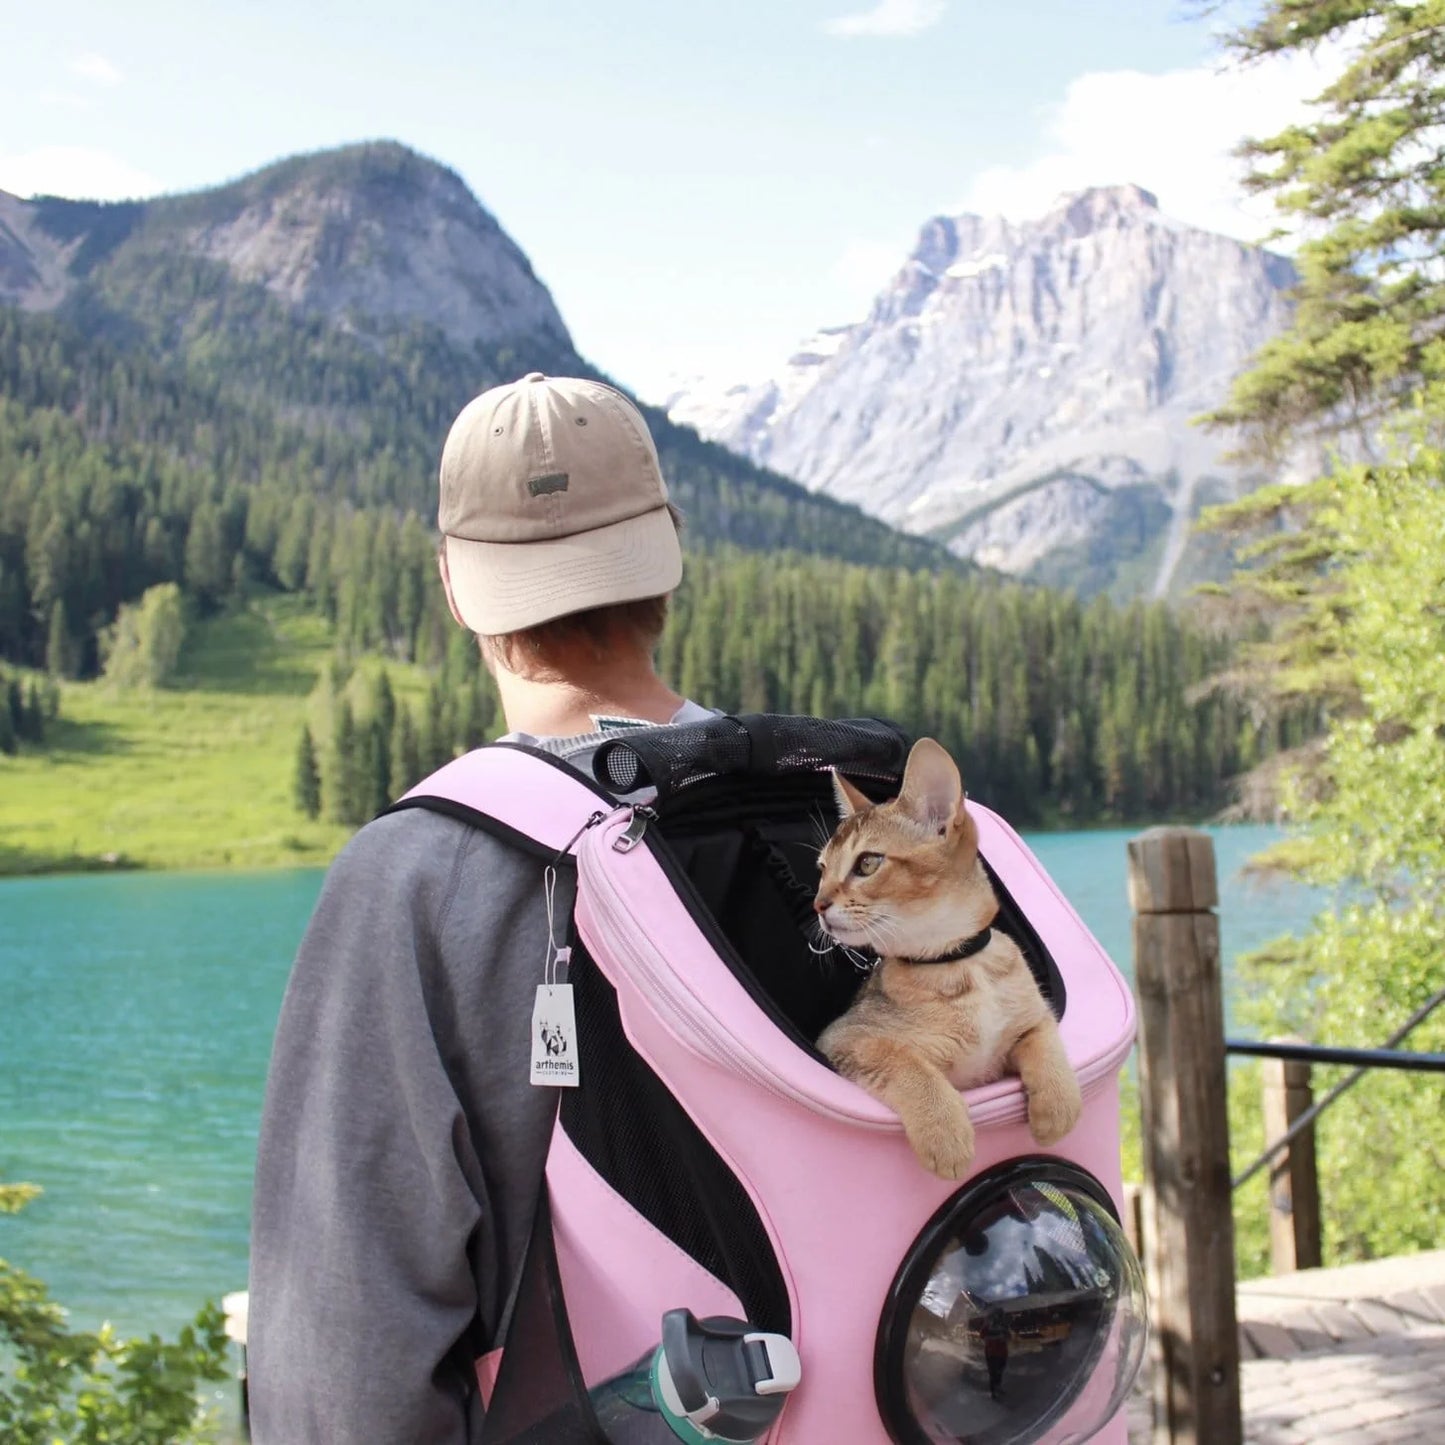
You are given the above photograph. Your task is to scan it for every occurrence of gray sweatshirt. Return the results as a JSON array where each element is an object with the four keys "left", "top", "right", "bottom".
[{"left": 249, "top": 706, "right": 714, "bottom": 1443}]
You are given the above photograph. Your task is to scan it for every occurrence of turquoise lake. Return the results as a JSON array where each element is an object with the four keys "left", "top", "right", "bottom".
[{"left": 0, "top": 824, "right": 1318, "bottom": 1349}]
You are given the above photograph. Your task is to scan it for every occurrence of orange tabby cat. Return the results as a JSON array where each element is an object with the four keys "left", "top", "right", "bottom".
[{"left": 814, "top": 737, "right": 1081, "bottom": 1179}]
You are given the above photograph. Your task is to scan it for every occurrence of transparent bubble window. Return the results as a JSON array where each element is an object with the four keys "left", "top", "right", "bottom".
[{"left": 876, "top": 1160, "right": 1147, "bottom": 1445}]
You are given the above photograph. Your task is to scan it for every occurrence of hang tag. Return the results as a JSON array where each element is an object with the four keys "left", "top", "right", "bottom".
[
  {"left": 530, "top": 983, "right": 580, "bottom": 1088},
  {"left": 533, "top": 863, "right": 579, "bottom": 1087}
]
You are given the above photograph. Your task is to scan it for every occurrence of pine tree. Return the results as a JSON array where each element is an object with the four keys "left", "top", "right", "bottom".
[
  {"left": 183, "top": 503, "right": 229, "bottom": 602},
  {"left": 273, "top": 496, "right": 313, "bottom": 591},
  {"left": 390, "top": 705, "right": 421, "bottom": 797},
  {"left": 1209, "top": 2, "right": 1445, "bottom": 448},
  {"left": 421, "top": 681, "right": 450, "bottom": 774},
  {"left": 22, "top": 680, "right": 45, "bottom": 744},
  {"left": 372, "top": 669, "right": 397, "bottom": 743},
  {"left": 0, "top": 681, "right": 15, "bottom": 755},
  {"left": 364, "top": 720, "right": 391, "bottom": 815},
  {"left": 46, "top": 599, "right": 76, "bottom": 679},
  {"left": 6, "top": 676, "right": 22, "bottom": 739},
  {"left": 327, "top": 701, "right": 360, "bottom": 825},
  {"left": 293, "top": 725, "right": 321, "bottom": 819}
]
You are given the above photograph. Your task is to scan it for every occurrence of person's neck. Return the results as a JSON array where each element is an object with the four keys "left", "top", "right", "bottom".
[{"left": 494, "top": 660, "right": 685, "bottom": 739}]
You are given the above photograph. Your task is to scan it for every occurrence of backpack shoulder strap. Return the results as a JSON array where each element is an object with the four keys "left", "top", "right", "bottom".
[
  {"left": 387, "top": 746, "right": 614, "bottom": 1438},
  {"left": 385, "top": 742, "right": 618, "bottom": 860}
]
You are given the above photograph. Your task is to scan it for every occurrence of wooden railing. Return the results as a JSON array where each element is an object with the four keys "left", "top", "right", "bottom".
[{"left": 1128, "top": 826, "right": 1445, "bottom": 1445}]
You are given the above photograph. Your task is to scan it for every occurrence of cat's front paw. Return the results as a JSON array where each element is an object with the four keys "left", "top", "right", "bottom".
[
  {"left": 904, "top": 1094, "right": 976, "bottom": 1180},
  {"left": 1026, "top": 1073, "right": 1083, "bottom": 1146}
]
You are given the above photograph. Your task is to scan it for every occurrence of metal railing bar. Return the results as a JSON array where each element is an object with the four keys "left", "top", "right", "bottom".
[
  {"left": 1231, "top": 984, "right": 1445, "bottom": 1192},
  {"left": 1226, "top": 1040, "right": 1445, "bottom": 1072}
]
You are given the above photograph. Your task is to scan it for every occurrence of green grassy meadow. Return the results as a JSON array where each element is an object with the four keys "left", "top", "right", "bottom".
[{"left": 0, "top": 595, "right": 423, "bottom": 876}]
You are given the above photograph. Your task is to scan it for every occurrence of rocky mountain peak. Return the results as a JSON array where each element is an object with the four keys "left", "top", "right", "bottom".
[
  {"left": 1054, "top": 183, "right": 1160, "bottom": 234},
  {"left": 158, "top": 141, "right": 570, "bottom": 349},
  {"left": 903, "top": 185, "right": 1162, "bottom": 282},
  {"left": 667, "top": 185, "right": 1296, "bottom": 599},
  {"left": 2, "top": 141, "right": 573, "bottom": 354},
  {"left": 909, "top": 214, "right": 966, "bottom": 273}
]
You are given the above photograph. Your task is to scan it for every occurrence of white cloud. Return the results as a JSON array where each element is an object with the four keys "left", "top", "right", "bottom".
[
  {"left": 957, "top": 46, "right": 1346, "bottom": 247},
  {"left": 824, "top": 0, "right": 946, "bottom": 39},
  {"left": 0, "top": 147, "right": 161, "bottom": 201},
  {"left": 69, "top": 52, "right": 123, "bottom": 86}
]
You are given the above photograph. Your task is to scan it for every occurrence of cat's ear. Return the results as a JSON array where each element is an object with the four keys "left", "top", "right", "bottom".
[
  {"left": 832, "top": 770, "right": 871, "bottom": 819},
  {"left": 898, "top": 738, "right": 964, "bottom": 835}
]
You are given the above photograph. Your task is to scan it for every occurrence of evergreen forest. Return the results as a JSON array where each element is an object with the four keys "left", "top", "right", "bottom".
[
  {"left": 0, "top": 170, "right": 1296, "bottom": 830},
  {"left": 300, "top": 555, "right": 1299, "bottom": 828}
]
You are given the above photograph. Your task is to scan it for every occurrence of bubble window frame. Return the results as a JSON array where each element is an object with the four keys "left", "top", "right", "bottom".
[{"left": 875, "top": 1158, "right": 1148, "bottom": 1445}]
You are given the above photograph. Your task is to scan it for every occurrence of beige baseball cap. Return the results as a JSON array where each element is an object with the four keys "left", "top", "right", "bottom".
[{"left": 439, "top": 372, "right": 683, "bottom": 634}]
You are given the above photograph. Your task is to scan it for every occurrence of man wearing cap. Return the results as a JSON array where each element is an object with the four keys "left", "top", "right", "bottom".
[{"left": 248, "top": 374, "right": 708, "bottom": 1443}]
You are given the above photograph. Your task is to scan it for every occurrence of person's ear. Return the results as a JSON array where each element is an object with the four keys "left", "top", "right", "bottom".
[{"left": 437, "top": 543, "right": 468, "bottom": 630}]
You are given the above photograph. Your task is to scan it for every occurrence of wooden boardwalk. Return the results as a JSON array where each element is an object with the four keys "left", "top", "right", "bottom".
[{"left": 1130, "top": 1250, "right": 1445, "bottom": 1443}]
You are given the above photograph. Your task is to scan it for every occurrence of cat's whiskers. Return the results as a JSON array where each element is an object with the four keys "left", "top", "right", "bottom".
[
  {"left": 808, "top": 933, "right": 875, "bottom": 976},
  {"left": 805, "top": 920, "right": 839, "bottom": 960},
  {"left": 858, "top": 910, "right": 905, "bottom": 958}
]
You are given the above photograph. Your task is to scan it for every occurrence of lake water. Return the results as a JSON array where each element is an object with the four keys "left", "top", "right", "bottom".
[{"left": 0, "top": 824, "right": 1318, "bottom": 1349}]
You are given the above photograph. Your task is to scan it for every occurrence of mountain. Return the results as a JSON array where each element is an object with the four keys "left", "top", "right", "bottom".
[
  {"left": 0, "top": 140, "right": 948, "bottom": 571},
  {"left": 2, "top": 144, "right": 571, "bottom": 352},
  {"left": 667, "top": 185, "right": 1297, "bottom": 598},
  {"left": 0, "top": 146, "right": 1287, "bottom": 842}
]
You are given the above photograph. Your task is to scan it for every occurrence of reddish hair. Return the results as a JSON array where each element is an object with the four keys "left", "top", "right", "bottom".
[{"left": 483, "top": 594, "right": 671, "bottom": 674}]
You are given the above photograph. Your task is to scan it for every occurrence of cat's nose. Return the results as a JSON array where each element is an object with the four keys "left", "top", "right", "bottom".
[{"left": 814, "top": 894, "right": 832, "bottom": 914}]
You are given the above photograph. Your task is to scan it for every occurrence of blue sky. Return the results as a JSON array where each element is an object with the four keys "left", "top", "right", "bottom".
[{"left": 2, "top": 1, "right": 1331, "bottom": 399}]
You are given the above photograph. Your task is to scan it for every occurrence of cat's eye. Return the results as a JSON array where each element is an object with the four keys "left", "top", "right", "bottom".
[{"left": 853, "top": 851, "right": 884, "bottom": 877}]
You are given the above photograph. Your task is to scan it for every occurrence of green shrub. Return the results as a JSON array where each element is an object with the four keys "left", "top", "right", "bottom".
[{"left": 1, "top": 1180, "right": 229, "bottom": 1444}]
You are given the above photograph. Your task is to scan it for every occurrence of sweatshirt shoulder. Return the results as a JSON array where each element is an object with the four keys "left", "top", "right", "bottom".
[{"left": 320, "top": 804, "right": 524, "bottom": 917}]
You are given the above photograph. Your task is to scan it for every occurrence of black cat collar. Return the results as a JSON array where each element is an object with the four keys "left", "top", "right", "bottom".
[{"left": 899, "top": 927, "right": 994, "bottom": 967}]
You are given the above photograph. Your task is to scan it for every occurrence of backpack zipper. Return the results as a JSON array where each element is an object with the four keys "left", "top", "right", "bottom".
[
  {"left": 612, "top": 805, "right": 657, "bottom": 853},
  {"left": 580, "top": 811, "right": 1132, "bottom": 1128},
  {"left": 583, "top": 825, "right": 889, "bottom": 1126}
]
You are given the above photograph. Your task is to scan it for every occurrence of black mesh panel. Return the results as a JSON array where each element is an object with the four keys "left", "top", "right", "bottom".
[
  {"left": 559, "top": 941, "right": 792, "bottom": 1336},
  {"left": 594, "top": 714, "right": 909, "bottom": 802},
  {"left": 652, "top": 772, "right": 872, "bottom": 1052},
  {"left": 481, "top": 1190, "right": 606, "bottom": 1443},
  {"left": 644, "top": 769, "right": 1067, "bottom": 1049}
]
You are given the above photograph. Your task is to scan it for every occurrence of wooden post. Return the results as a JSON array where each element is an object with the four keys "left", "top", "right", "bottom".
[
  {"left": 1123, "top": 1180, "right": 1146, "bottom": 1264},
  {"left": 1129, "top": 827, "right": 1242, "bottom": 1445},
  {"left": 1262, "top": 1043, "right": 1322, "bottom": 1274}
]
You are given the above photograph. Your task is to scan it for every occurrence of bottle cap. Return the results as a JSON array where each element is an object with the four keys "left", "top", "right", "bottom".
[{"left": 652, "top": 1309, "right": 801, "bottom": 1442}]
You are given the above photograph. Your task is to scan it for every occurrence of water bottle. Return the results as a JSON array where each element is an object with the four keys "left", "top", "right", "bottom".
[{"left": 590, "top": 1308, "right": 801, "bottom": 1444}]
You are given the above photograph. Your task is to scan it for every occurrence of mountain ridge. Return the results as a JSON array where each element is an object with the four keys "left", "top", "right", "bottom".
[
  {"left": 668, "top": 183, "right": 1296, "bottom": 598},
  {"left": 0, "top": 138, "right": 956, "bottom": 657},
  {"left": 4, "top": 142, "right": 573, "bottom": 355}
]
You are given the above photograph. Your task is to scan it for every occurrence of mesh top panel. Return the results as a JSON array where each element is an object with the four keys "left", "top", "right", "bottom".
[{"left": 592, "top": 714, "right": 910, "bottom": 802}]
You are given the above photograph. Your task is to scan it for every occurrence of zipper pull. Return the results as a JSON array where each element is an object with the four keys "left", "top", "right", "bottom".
[
  {"left": 547, "top": 810, "right": 608, "bottom": 869},
  {"left": 613, "top": 805, "right": 657, "bottom": 854}
]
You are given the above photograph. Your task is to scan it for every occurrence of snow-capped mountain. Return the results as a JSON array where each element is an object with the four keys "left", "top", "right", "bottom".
[{"left": 668, "top": 185, "right": 1296, "bottom": 597}]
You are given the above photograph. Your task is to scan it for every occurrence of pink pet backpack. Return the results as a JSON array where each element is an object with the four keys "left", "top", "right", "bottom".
[{"left": 401, "top": 715, "right": 1147, "bottom": 1444}]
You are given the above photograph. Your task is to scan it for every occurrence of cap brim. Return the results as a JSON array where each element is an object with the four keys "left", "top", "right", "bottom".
[{"left": 444, "top": 505, "right": 683, "bottom": 634}]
